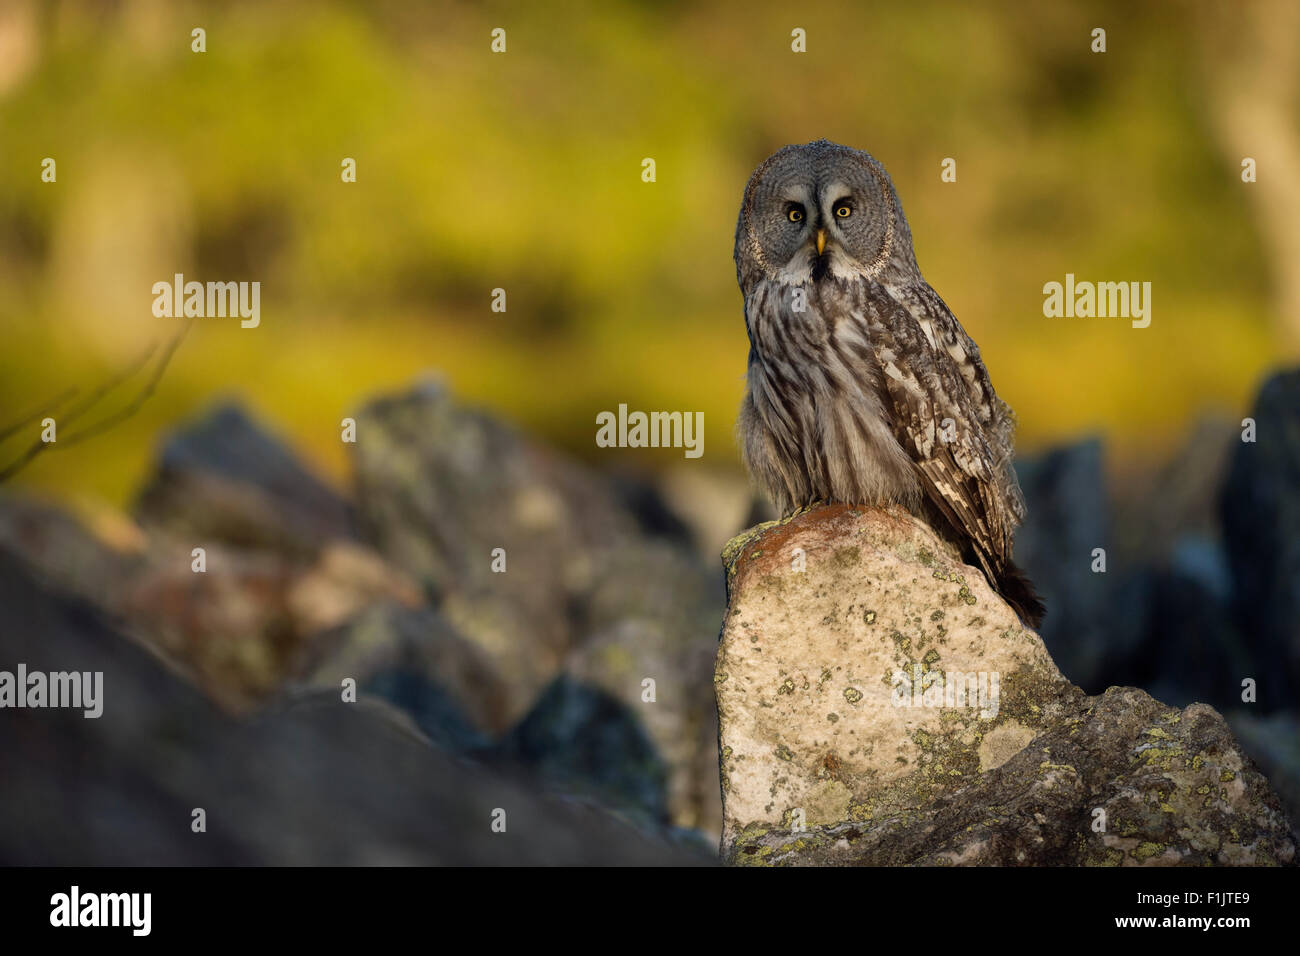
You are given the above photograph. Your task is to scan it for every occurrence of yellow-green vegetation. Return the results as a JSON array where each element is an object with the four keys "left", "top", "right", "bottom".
[{"left": 0, "top": 0, "right": 1287, "bottom": 508}]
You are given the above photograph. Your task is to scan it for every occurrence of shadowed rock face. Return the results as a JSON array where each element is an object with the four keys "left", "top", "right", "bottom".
[
  {"left": 1223, "top": 369, "right": 1300, "bottom": 706},
  {"left": 1012, "top": 439, "right": 1120, "bottom": 689},
  {"left": 351, "top": 382, "right": 725, "bottom": 832},
  {"left": 715, "top": 505, "right": 1297, "bottom": 866},
  {"left": 135, "top": 403, "right": 357, "bottom": 557},
  {"left": 1, "top": 388, "right": 727, "bottom": 838},
  {"left": 0, "top": 550, "right": 712, "bottom": 866}
]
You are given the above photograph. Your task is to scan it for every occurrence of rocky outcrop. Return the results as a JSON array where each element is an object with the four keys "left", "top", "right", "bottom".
[
  {"left": 1011, "top": 437, "right": 1226, "bottom": 707},
  {"left": 1013, "top": 438, "right": 1127, "bottom": 690},
  {"left": 1222, "top": 369, "right": 1300, "bottom": 707},
  {"left": 0, "top": 549, "right": 711, "bottom": 866},
  {"left": 351, "top": 380, "right": 640, "bottom": 709},
  {"left": 351, "top": 381, "right": 724, "bottom": 832},
  {"left": 0, "top": 384, "right": 726, "bottom": 842},
  {"left": 497, "top": 674, "right": 671, "bottom": 824},
  {"left": 715, "top": 505, "right": 1296, "bottom": 866},
  {"left": 135, "top": 403, "right": 356, "bottom": 557},
  {"left": 288, "top": 601, "right": 510, "bottom": 746}
]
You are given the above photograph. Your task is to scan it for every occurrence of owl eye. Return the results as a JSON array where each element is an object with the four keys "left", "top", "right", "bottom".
[
  {"left": 786, "top": 204, "right": 805, "bottom": 223},
  {"left": 834, "top": 202, "right": 853, "bottom": 219}
]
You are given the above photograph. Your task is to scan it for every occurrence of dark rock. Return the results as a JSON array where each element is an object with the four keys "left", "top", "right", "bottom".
[
  {"left": 607, "top": 470, "right": 695, "bottom": 548},
  {"left": 1227, "top": 711, "right": 1300, "bottom": 830},
  {"left": 116, "top": 540, "right": 299, "bottom": 709},
  {"left": 0, "top": 494, "right": 144, "bottom": 608},
  {"left": 350, "top": 381, "right": 641, "bottom": 718},
  {"left": 0, "top": 549, "right": 711, "bottom": 866},
  {"left": 289, "top": 601, "right": 513, "bottom": 739},
  {"left": 135, "top": 403, "right": 355, "bottom": 558},
  {"left": 348, "top": 379, "right": 727, "bottom": 842},
  {"left": 1113, "top": 416, "right": 1237, "bottom": 565},
  {"left": 114, "top": 539, "right": 424, "bottom": 711},
  {"left": 1014, "top": 438, "right": 1148, "bottom": 691},
  {"left": 350, "top": 382, "right": 726, "bottom": 832},
  {"left": 1140, "top": 541, "right": 1252, "bottom": 712},
  {"left": 352, "top": 669, "right": 488, "bottom": 753},
  {"left": 497, "top": 674, "right": 670, "bottom": 824},
  {"left": 569, "top": 538, "right": 724, "bottom": 835},
  {"left": 0, "top": 505, "right": 435, "bottom": 716},
  {"left": 1222, "top": 369, "right": 1300, "bottom": 708}
]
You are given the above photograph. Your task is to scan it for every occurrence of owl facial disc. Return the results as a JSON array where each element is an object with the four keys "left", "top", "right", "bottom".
[{"left": 735, "top": 139, "right": 905, "bottom": 288}]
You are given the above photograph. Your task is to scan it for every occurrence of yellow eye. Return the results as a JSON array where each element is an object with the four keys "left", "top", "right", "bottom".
[
  {"left": 835, "top": 203, "right": 852, "bottom": 218},
  {"left": 788, "top": 208, "right": 804, "bottom": 222}
]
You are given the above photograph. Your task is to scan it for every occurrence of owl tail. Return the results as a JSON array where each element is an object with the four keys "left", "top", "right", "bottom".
[{"left": 995, "top": 560, "right": 1046, "bottom": 630}]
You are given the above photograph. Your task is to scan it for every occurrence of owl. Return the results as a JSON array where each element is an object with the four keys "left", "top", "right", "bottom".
[{"left": 734, "top": 140, "right": 1044, "bottom": 628}]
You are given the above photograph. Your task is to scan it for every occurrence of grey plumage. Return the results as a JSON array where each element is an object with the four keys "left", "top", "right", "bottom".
[{"left": 734, "top": 140, "right": 1043, "bottom": 627}]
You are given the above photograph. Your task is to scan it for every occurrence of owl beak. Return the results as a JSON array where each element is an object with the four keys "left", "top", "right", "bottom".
[{"left": 816, "top": 229, "right": 827, "bottom": 256}]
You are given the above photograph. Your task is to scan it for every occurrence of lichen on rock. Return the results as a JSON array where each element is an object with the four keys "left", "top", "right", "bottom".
[{"left": 715, "top": 504, "right": 1297, "bottom": 866}]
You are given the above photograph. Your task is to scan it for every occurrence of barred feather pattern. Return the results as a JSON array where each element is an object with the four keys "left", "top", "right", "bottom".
[{"left": 738, "top": 273, "right": 1043, "bottom": 626}]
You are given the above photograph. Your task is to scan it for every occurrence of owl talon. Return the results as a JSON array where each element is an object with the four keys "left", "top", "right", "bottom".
[{"left": 787, "top": 499, "right": 827, "bottom": 519}]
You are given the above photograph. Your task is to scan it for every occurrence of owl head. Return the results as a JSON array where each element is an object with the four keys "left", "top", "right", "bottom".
[{"left": 734, "top": 140, "right": 917, "bottom": 291}]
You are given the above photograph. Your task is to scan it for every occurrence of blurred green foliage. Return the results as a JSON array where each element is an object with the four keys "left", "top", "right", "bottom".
[{"left": 0, "top": 0, "right": 1287, "bottom": 508}]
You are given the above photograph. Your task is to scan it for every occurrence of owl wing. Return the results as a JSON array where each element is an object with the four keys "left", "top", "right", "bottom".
[{"left": 860, "top": 280, "right": 1023, "bottom": 577}]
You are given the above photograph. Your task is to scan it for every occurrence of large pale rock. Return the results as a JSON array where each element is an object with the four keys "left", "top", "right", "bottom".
[{"left": 716, "top": 505, "right": 1296, "bottom": 866}]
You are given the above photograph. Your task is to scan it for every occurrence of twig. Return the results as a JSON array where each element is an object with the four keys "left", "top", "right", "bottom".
[
  {"left": 0, "top": 387, "right": 80, "bottom": 445},
  {"left": 63, "top": 322, "right": 191, "bottom": 446},
  {"left": 0, "top": 320, "right": 193, "bottom": 484}
]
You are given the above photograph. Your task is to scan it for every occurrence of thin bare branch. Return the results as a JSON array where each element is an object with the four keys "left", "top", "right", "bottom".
[
  {"left": 61, "top": 339, "right": 160, "bottom": 425},
  {"left": 0, "top": 387, "right": 80, "bottom": 444},
  {"left": 0, "top": 320, "right": 193, "bottom": 484},
  {"left": 63, "top": 321, "right": 192, "bottom": 446}
]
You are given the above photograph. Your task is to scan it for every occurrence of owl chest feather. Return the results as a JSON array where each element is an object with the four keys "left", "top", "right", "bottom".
[{"left": 741, "top": 278, "right": 921, "bottom": 513}]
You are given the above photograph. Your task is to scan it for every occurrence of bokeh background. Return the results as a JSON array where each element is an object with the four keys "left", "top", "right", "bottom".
[
  {"left": 1, "top": 0, "right": 1298, "bottom": 864},
  {"left": 2, "top": 0, "right": 1298, "bottom": 504}
]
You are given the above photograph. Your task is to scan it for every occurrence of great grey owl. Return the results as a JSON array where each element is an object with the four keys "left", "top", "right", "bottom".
[{"left": 734, "top": 139, "right": 1044, "bottom": 627}]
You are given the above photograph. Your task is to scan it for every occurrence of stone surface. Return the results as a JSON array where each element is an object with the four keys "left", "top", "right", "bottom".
[
  {"left": 0, "top": 549, "right": 712, "bottom": 866},
  {"left": 351, "top": 381, "right": 725, "bottom": 833},
  {"left": 1222, "top": 369, "right": 1300, "bottom": 707},
  {"left": 0, "top": 404, "right": 421, "bottom": 712},
  {"left": 566, "top": 537, "right": 724, "bottom": 834},
  {"left": 1013, "top": 439, "right": 1144, "bottom": 692},
  {"left": 716, "top": 504, "right": 1297, "bottom": 866},
  {"left": 3, "top": 383, "right": 729, "bottom": 837},
  {"left": 115, "top": 538, "right": 423, "bottom": 712},
  {"left": 289, "top": 601, "right": 512, "bottom": 742},
  {"left": 0, "top": 494, "right": 145, "bottom": 609},
  {"left": 497, "top": 674, "right": 670, "bottom": 824},
  {"left": 1227, "top": 711, "right": 1300, "bottom": 830},
  {"left": 134, "top": 403, "right": 356, "bottom": 557},
  {"left": 350, "top": 380, "right": 640, "bottom": 718}
]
